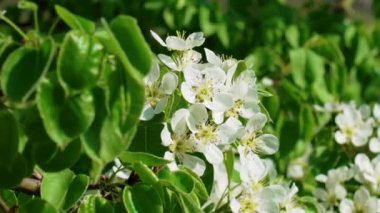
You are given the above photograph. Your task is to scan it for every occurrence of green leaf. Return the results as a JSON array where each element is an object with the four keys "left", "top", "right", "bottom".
[
  {"left": 37, "top": 76, "right": 95, "bottom": 148},
  {"left": 1, "top": 38, "right": 54, "bottom": 103},
  {"left": 122, "top": 187, "right": 137, "bottom": 213},
  {"left": 33, "top": 139, "right": 82, "bottom": 172},
  {"left": 41, "top": 169, "right": 89, "bottom": 210},
  {"left": 119, "top": 151, "right": 170, "bottom": 167},
  {"left": 78, "top": 195, "right": 114, "bottom": 213},
  {"left": 19, "top": 198, "right": 58, "bottom": 213},
  {"left": 285, "top": 25, "right": 299, "bottom": 48},
  {"left": 132, "top": 162, "right": 159, "bottom": 184},
  {"left": 109, "top": 16, "right": 152, "bottom": 76},
  {"left": 299, "top": 106, "right": 315, "bottom": 141},
  {"left": 62, "top": 174, "right": 90, "bottom": 210},
  {"left": 180, "top": 167, "right": 208, "bottom": 201},
  {"left": 0, "top": 190, "right": 18, "bottom": 208},
  {"left": 126, "top": 183, "right": 163, "bottom": 213},
  {"left": 0, "top": 108, "right": 19, "bottom": 167},
  {"left": 58, "top": 31, "right": 103, "bottom": 91},
  {"left": 0, "top": 154, "right": 28, "bottom": 189},
  {"left": 55, "top": 5, "right": 95, "bottom": 34},
  {"left": 223, "top": 149, "right": 234, "bottom": 184},
  {"left": 158, "top": 169, "right": 194, "bottom": 194},
  {"left": 17, "top": 1, "right": 38, "bottom": 11}
]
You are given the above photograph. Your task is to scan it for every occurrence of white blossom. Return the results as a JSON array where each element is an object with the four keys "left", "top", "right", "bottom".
[{"left": 339, "top": 187, "right": 378, "bottom": 213}]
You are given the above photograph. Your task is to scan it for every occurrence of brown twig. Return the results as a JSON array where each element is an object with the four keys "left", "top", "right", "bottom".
[
  {"left": 15, "top": 178, "right": 41, "bottom": 196},
  {"left": 0, "top": 196, "right": 10, "bottom": 213}
]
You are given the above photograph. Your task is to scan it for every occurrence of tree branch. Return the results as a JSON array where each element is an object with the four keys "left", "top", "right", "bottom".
[
  {"left": 0, "top": 196, "right": 10, "bottom": 213},
  {"left": 15, "top": 178, "right": 41, "bottom": 196}
]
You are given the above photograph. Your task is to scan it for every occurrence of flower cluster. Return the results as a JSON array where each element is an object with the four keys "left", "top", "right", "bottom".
[
  {"left": 313, "top": 102, "right": 380, "bottom": 212},
  {"left": 142, "top": 31, "right": 305, "bottom": 212}
]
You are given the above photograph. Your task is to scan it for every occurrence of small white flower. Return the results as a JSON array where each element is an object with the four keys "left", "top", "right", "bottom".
[
  {"left": 315, "top": 166, "right": 353, "bottom": 209},
  {"left": 141, "top": 63, "right": 178, "bottom": 120},
  {"left": 112, "top": 158, "right": 131, "bottom": 180},
  {"left": 230, "top": 187, "right": 278, "bottom": 213},
  {"left": 181, "top": 64, "right": 227, "bottom": 108},
  {"left": 150, "top": 30, "right": 205, "bottom": 51},
  {"left": 269, "top": 184, "right": 305, "bottom": 213},
  {"left": 237, "top": 146, "right": 267, "bottom": 185},
  {"left": 339, "top": 187, "right": 378, "bottom": 213},
  {"left": 369, "top": 128, "right": 380, "bottom": 153},
  {"left": 160, "top": 109, "right": 206, "bottom": 176},
  {"left": 354, "top": 153, "right": 380, "bottom": 192},
  {"left": 186, "top": 104, "right": 241, "bottom": 164},
  {"left": 237, "top": 113, "right": 279, "bottom": 156},
  {"left": 334, "top": 104, "right": 372, "bottom": 147}
]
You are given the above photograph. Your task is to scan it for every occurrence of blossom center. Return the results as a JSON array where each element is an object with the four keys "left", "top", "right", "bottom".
[
  {"left": 195, "top": 82, "right": 212, "bottom": 102},
  {"left": 195, "top": 125, "right": 216, "bottom": 144},
  {"left": 226, "top": 100, "right": 243, "bottom": 118}
]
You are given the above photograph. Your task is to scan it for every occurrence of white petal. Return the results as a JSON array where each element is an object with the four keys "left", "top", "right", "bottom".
[
  {"left": 140, "top": 104, "right": 155, "bottom": 121},
  {"left": 160, "top": 72, "right": 178, "bottom": 94},
  {"left": 354, "top": 187, "right": 370, "bottom": 204},
  {"left": 171, "top": 109, "right": 190, "bottom": 135},
  {"left": 257, "top": 134, "right": 279, "bottom": 155},
  {"left": 369, "top": 138, "right": 380, "bottom": 153},
  {"left": 373, "top": 104, "right": 380, "bottom": 119},
  {"left": 212, "top": 111, "right": 225, "bottom": 125},
  {"left": 164, "top": 151, "right": 179, "bottom": 171},
  {"left": 153, "top": 97, "right": 168, "bottom": 114},
  {"left": 335, "top": 131, "right": 347, "bottom": 144},
  {"left": 339, "top": 199, "right": 354, "bottom": 213},
  {"left": 158, "top": 54, "right": 179, "bottom": 70},
  {"left": 315, "top": 174, "right": 327, "bottom": 182},
  {"left": 182, "top": 154, "right": 206, "bottom": 176},
  {"left": 230, "top": 199, "right": 241, "bottom": 213},
  {"left": 334, "top": 184, "right": 347, "bottom": 199},
  {"left": 205, "top": 48, "right": 222, "bottom": 66},
  {"left": 150, "top": 30, "right": 166, "bottom": 47},
  {"left": 351, "top": 135, "right": 368, "bottom": 147},
  {"left": 355, "top": 154, "right": 374, "bottom": 174},
  {"left": 205, "top": 67, "right": 226, "bottom": 85},
  {"left": 187, "top": 103, "right": 208, "bottom": 132},
  {"left": 186, "top": 32, "right": 205, "bottom": 49},
  {"left": 203, "top": 144, "right": 223, "bottom": 164},
  {"left": 207, "top": 93, "right": 233, "bottom": 112},
  {"left": 183, "top": 64, "right": 203, "bottom": 85},
  {"left": 166, "top": 36, "right": 187, "bottom": 51},
  {"left": 314, "top": 188, "right": 328, "bottom": 201},
  {"left": 246, "top": 113, "right": 267, "bottom": 132},
  {"left": 161, "top": 123, "right": 173, "bottom": 146},
  {"left": 180, "top": 82, "right": 196, "bottom": 104},
  {"left": 144, "top": 62, "right": 160, "bottom": 84}
]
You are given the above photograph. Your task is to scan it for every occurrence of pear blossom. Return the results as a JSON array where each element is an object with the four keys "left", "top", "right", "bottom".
[
  {"left": 334, "top": 104, "right": 373, "bottom": 147},
  {"left": 150, "top": 30, "right": 204, "bottom": 71},
  {"left": 237, "top": 113, "right": 279, "bottom": 156},
  {"left": 141, "top": 63, "right": 178, "bottom": 120},
  {"left": 112, "top": 158, "right": 131, "bottom": 180},
  {"left": 181, "top": 64, "right": 228, "bottom": 108},
  {"left": 160, "top": 109, "right": 205, "bottom": 176},
  {"left": 369, "top": 128, "right": 380, "bottom": 153},
  {"left": 315, "top": 166, "right": 353, "bottom": 209},
  {"left": 339, "top": 187, "right": 378, "bottom": 213},
  {"left": 150, "top": 30, "right": 205, "bottom": 51},
  {"left": 212, "top": 71, "right": 260, "bottom": 123},
  {"left": 269, "top": 184, "right": 305, "bottom": 213},
  {"left": 237, "top": 146, "right": 268, "bottom": 186},
  {"left": 186, "top": 104, "right": 242, "bottom": 164},
  {"left": 230, "top": 188, "right": 278, "bottom": 213},
  {"left": 354, "top": 153, "right": 380, "bottom": 191}
]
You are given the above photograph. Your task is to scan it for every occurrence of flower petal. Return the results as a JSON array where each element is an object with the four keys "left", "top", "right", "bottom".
[
  {"left": 171, "top": 108, "right": 189, "bottom": 135},
  {"left": 150, "top": 30, "right": 166, "bottom": 47},
  {"left": 369, "top": 138, "right": 380, "bottom": 153},
  {"left": 204, "top": 144, "right": 224, "bottom": 164},
  {"left": 181, "top": 82, "right": 196, "bottom": 104},
  {"left": 158, "top": 54, "right": 179, "bottom": 71},
  {"left": 186, "top": 32, "right": 205, "bottom": 48},
  {"left": 161, "top": 123, "right": 173, "bottom": 146},
  {"left": 257, "top": 134, "right": 279, "bottom": 155},
  {"left": 140, "top": 104, "right": 155, "bottom": 121},
  {"left": 183, "top": 154, "right": 206, "bottom": 176},
  {"left": 246, "top": 112, "right": 267, "bottom": 132},
  {"left": 187, "top": 103, "right": 208, "bottom": 132},
  {"left": 166, "top": 36, "right": 187, "bottom": 51},
  {"left": 205, "top": 48, "right": 222, "bottom": 66},
  {"left": 160, "top": 72, "right": 178, "bottom": 94}
]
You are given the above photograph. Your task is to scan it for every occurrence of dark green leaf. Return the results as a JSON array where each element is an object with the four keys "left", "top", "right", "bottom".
[
  {"left": 37, "top": 76, "right": 95, "bottom": 148},
  {"left": 78, "top": 195, "right": 114, "bottom": 213},
  {"left": 158, "top": 169, "right": 194, "bottom": 194},
  {"left": 127, "top": 183, "right": 163, "bottom": 213},
  {"left": 119, "top": 151, "right": 170, "bottom": 167},
  {"left": 1, "top": 38, "right": 54, "bottom": 103},
  {"left": 19, "top": 198, "right": 58, "bottom": 213},
  {"left": 55, "top": 5, "right": 95, "bottom": 34},
  {"left": 132, "top": 162, "right": 159, "bottom": 184},
  {"left": 58, "top": 31, "right": 103, "bottom": 91}
]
